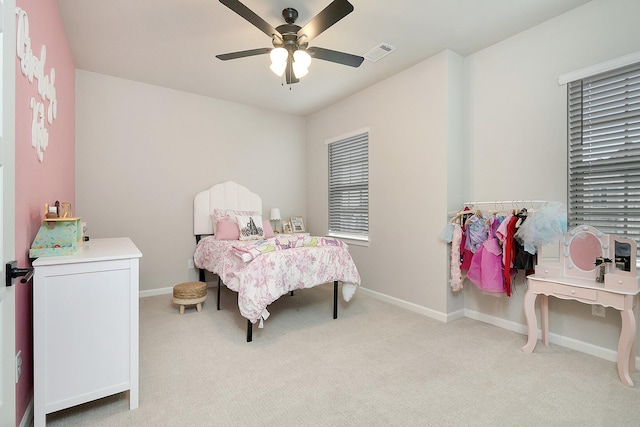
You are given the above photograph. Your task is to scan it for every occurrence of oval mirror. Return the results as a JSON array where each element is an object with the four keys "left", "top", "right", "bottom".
[{"left": 569, "top": 232, "right": 602, "bottom": 271}]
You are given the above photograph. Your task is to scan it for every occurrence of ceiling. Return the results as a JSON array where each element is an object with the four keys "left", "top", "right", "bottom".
[{"left": 56, "top": 0, "right": 591, "bottom": 117}]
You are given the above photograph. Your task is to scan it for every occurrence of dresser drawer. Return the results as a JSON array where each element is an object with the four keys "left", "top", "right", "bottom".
[
  {"left": 552, "top": 283, "right": 597, "bottom": 301},
  {"left": 534, "top": 265, "right": 562, "bottom": 278}
]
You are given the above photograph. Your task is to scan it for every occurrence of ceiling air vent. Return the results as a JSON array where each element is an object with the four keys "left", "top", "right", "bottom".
[{"left": 363, "top": 43, "right": 396, "bottom": 62}]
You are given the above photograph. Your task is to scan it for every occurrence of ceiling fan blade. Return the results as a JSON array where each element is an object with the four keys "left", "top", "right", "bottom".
[
  {"left": 297, "top": 0, "right": 354, "bottom": 44},
  {"left": 216, "top": 47, "right": 271, "bottom": 61},
  {"left": 285, "top": 57, "right": 300, "bottom": 85},
  {"left": 219, "top": 0, "right": 280, "bottom": 39},
  {"left": 307, "top": 47, "right": 364, "bottom": 68}
]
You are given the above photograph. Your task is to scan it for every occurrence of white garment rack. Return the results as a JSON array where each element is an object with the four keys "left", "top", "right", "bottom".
[{"left": 448, "top": 200, "right": 549, "bottom": 216}]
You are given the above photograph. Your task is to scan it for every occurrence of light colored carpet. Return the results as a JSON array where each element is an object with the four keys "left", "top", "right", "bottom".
[{"left": 46, "top": 284, "right": 640, "bottom": 426}]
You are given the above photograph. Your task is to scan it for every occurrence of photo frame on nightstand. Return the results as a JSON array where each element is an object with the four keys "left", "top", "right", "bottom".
[
  {"left": 282, "top": 220, "right": 293, "bottom": 234},
  {"left": 291, "top": 216, "right": 305, "bottom": 233}
]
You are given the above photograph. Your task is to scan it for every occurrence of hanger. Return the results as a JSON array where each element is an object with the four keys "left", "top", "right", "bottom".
[{"left": 489, "top": 201, "right": 499, "bottom": 216}]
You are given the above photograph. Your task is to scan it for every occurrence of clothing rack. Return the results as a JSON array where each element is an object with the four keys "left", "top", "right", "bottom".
[{"left": 448, "top": 200, "right": 549, "bottom": 216}]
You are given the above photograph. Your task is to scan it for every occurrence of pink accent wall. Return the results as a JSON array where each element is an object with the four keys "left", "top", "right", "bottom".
[{"left": 14, "top": 0, "right": 75, "bottom": 421}]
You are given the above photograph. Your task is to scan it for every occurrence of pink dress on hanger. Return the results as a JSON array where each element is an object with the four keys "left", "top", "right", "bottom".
[{"left": 467, "top": 217, "right": 504, "bottom": 294}]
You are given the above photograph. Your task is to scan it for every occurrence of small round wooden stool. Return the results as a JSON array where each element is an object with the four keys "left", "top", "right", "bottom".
[{"left": 173, "top": 281, "right": 207, "bottom": 314}]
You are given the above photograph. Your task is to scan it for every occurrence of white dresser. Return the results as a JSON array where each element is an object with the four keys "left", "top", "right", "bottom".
[{"left": 32, "top": 238, "right": 142, "bottom": 426}]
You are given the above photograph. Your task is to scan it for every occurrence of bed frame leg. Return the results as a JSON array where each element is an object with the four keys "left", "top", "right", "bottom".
[
  {"left": 333, "top": 281, "right": 338, "bottom": 319},
  {"left": 247, "top": 320, "right": 252, "bottom": 342},
  {"left": 217, "top": 276, "right": 222, "bottom": 310}
]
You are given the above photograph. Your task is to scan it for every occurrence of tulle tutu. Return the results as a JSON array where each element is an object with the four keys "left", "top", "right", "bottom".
[
  {"left": 440, "top": 222, "right": 454, "bottom": 243},
  {"left": 515, "top": 202, "right": 567, "bottom": 254}
]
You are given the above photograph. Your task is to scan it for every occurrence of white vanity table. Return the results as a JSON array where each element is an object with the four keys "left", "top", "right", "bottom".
[
  {"left": 522, "top": 225, "right": 640, "bottom": 386},
  {"left": 32, "top": 238, "right": 142, "bottom": 425}
]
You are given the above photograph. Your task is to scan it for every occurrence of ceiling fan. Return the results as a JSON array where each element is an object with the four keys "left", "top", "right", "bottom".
[{"left": 216, "top": 0, "right": 365, "bottom": 84}]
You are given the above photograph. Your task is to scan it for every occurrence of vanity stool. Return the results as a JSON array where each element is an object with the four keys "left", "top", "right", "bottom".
[{"left": 173, "top": 281, "right": 207, "bottom": 314}]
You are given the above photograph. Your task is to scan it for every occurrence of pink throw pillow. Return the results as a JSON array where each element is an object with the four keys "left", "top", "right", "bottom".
[
  {"left": 214, "top": 220, "right": 240, "bottom": 240},
  {"left": 263, "top": 219, "right": 275, "bottom": 238},
  {"left": 212, "top": 208, "right": 260, "bottom": 234}
]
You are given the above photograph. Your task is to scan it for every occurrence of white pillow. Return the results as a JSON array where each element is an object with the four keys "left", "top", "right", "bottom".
[
  {"left": 236, "top": 215, "right": 265, "bottom": 241},
  {"left": 211, "top": 208, "right": 260, "bottom": 234}
]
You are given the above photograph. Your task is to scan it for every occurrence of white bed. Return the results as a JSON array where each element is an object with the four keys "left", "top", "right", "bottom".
[{"left": 193, "top": 181, "right": 361, "bottom": 341}]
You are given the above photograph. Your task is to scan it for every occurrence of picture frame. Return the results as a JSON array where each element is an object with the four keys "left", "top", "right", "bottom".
[
  {"left": 282, "top": 220, "right": 293, "bottom": 234},
  {"left": 291, "top": 216, "right": 305, "bottom": 233}
]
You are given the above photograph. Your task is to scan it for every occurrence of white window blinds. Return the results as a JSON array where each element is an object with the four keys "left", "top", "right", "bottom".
[
  {"left": 568, "top": 61, "right": 640, "bottom": 254},
  {"left": 328, "top": 131, "right": 369, "bottom": 238}
]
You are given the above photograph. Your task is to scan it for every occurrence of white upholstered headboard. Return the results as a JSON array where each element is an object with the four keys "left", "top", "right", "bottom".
[{"left": 194, "top": 181, "right": 263, "bottom": 236}]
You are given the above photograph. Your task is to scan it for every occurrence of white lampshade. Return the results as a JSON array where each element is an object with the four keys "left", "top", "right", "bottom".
[
  {"left": 270, "top": 48, "right": 288, "bottom": 77},
  {"left": 270, "top": 47, "right": 288, "bottom": 63},
  {"left": 292, "top": 63, "right": 309, "bottom": 79},
  {"left": 270, "top": 208, "right": 281, "bottom": 221},
  {"left": 270, "top": 62, "right": 286, "bottom": 77},
  {"left": 293, "top": 49, "right": 311, "bottom": 68},
  {"left": 293, "top": 49, "right": 311, "bottom": 78}
]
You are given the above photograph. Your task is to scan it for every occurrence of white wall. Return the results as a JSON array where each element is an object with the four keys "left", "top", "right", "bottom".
[
  {"left": 74, "top": 0, "right": 640, "bottom": 357},
  {"left": 75, "top": 70, "right": 306, "bottom": 291},
  {"left": 306, "top": 0, "right": 640, "bottom": 356},
  {"left": 465, "top": 0, "right": 640, "bottom": 352},
  {"left": 306, "top": 50, "right": 465, "bottom": 319}
]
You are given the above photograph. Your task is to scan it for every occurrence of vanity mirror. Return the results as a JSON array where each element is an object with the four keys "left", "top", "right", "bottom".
[
  {"left": 563, "top": 225, "right": 609, "bottom": 279},
  {"left": 605, "top": 235, "right": 638, "bottom": 291},
  {"left": 533, "top": 224, "right": 638, "bottom": 288},
  {"left": 613, "top": 239, "right": 633, "bottom": 272},
  {"left": 568, "top": 232, "right": 602, "bottom": 270}
]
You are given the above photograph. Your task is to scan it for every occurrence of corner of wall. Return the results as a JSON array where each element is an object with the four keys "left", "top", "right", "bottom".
[{"left": 444, "top": 50, "right": 468, "bottom": 314}]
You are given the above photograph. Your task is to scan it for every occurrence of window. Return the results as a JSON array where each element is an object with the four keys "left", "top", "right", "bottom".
[
  {"left": 327, "top": 130, "right": 369, "bottom": 240},
  {"left": 567, "top": 61, "right": 640, "bottom": 256}
]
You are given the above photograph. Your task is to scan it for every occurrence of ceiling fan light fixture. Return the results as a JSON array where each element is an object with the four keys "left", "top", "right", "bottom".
[
  {"left": 270, "top": 47, "right": 288, "bottom": 63},
  {"left": 270, "top": 62, "right": 286, "bottom": 77},
  {"left": 217, "top": 1, "right": 365, "bottom": 84},
  {"left": 293, "top": 63, "right": 309, "bottom": 79},
  {"left": 270, "top": 47, "right": 288, "bottom": 76},
  {"left": 293, "top": 50, "right": 312, "bottom": 68},
  {"left": 293, "top": 49, "right": 311, "bottom": 78}
]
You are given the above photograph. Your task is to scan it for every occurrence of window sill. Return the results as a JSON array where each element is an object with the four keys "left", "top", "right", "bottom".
[{"left": 327, "top": 232, "right": 369, "bottom": 247}]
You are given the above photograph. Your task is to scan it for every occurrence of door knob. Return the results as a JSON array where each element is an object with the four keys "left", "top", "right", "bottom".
[{"left": 5, "top": 261, "right": 34, "bottom": 287}]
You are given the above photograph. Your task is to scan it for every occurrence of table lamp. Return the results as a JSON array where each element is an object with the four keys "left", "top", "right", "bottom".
[{"left": 270, "top": 208, "right": 281, "bottom": 233}]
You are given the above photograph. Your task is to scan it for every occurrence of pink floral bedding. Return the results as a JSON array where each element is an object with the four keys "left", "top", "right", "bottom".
[
  {"left": 232, "top": 235, "right": 345, "bottom": 262},
  {"left": 193, "top": 236, "right": 361, "bottom": 324}
]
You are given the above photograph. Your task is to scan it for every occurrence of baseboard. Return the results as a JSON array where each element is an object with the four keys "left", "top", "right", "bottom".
[
  {"left": 357, "top": 287, "right": 461, "bottom": 323},
  {"left": 464, "top": 308, "right": 640, "bottom": 365},
  {"left": 463, "top": 309, "right": 529, "bottom": 336},
  {"left": 19, "top": 397, "right": 33, "bottom": 427},
  {"left": 139, "top": 286, "right": 173, "bottom": 298},
  {"left": 356, "top": 288, "right": 640, "bottom": 365},
  {"left": 139, "top": 281, "right": 216, "bottom": 298}
]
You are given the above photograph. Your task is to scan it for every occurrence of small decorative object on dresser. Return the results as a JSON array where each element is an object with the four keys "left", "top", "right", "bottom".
[
  {"left": 282, "top": 220, "right": 293, "bottom": 234},
  {"left": 291, "top": 216, "right": 305, "bottom": 233}
]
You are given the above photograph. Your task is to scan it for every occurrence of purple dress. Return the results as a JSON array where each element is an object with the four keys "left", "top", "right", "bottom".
[{"left": 467, "top": 217, "right": 504, "bottom": 294}]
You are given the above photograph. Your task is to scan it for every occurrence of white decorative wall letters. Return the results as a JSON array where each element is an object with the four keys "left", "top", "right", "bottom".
[{"left": 16, "top": 7, "right": 58, "bottom": 162}]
